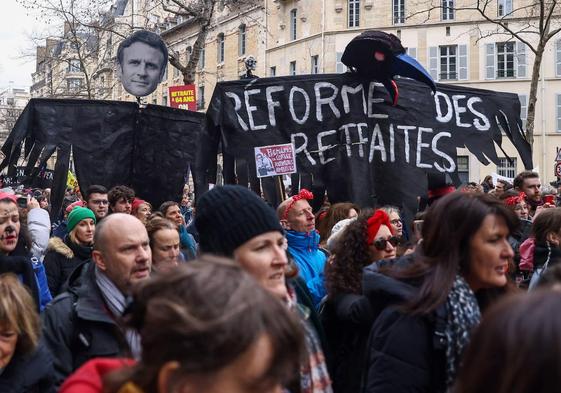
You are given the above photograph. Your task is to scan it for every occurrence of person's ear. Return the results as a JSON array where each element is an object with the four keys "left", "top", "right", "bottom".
[
  {"left": 92, "top": 250, "right": 107, "bottom": 271},
  {"left": 157, "top": 361, "right": 181, "bottom": 393},
  {"left": 280, "top": 219, "right": 291, "bottom": 230}
]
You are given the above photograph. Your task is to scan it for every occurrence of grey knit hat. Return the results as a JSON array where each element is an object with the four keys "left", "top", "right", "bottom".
[{"left": 195, "top": 185, "right": 283, "bottom": 257}]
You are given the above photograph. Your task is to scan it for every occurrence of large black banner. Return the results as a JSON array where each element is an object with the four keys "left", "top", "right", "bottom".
[
  {"left": 1, "top": 99, "right": 205, "bottom": 218},
  {"left": 206, "top": 74, "right": 532, "bottom": 208}
]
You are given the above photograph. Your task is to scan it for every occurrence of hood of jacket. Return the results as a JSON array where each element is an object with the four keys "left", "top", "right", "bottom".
[
  {"left": 65, "top": 261, "right": 115, "bottom": 324},
  {"left": 47, "top": 237, "right": 74, "bottom": 259},
  {"left": 362, "top": 253, "right": 418, "bottom": 314}
]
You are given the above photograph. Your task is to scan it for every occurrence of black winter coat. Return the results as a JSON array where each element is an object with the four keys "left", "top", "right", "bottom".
[
  {"left": 322, "top": 293, "right": 373, "bottom": 393},
  {"left": 43, "top": 236, "right": 92, "bottom": 297},
  {"left": 362, "top": 306, "right": 446, "bottom": 393},
  {"left": 0, "top": 340, "right": 56, "bottom": 393},
  {"left": 361, "top": 259, "right": 447, "bottom": 393},
  {"left": 42, "top": 262, "right": 130, "bottom": 388}
]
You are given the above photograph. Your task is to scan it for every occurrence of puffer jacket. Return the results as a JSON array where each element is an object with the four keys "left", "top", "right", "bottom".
[
  {"left": 43, "top": 236, "right": 92, "bottom": 297},
  {"left": 361, "top": 261, "right": 447, "bottom": 393}
]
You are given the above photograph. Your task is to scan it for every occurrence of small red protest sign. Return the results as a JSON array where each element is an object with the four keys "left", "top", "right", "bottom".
[
  {"left": 254, "top": 143, "right": 297, "bottom": 178},
  {"left": 169, "top": 85, "right": 197, "bottom": 111}
]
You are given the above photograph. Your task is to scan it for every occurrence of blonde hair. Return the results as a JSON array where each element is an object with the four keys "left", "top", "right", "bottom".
[
  {"left": 0, "top": 274, "right": 41, "bottom": 355},
  {"left": 69, "top": 220, "right": 95, "bottom": 246}
]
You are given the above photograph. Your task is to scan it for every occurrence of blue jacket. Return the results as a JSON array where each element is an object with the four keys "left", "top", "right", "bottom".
[
  {"left": 179, "top": 225, "right": 197, "bottom": 260},
  {"left": 286, "top": 230, "right": 327, "bottom": 308},
  {"left": 31, "top": 257, "right": 52, "bottom": 311}
]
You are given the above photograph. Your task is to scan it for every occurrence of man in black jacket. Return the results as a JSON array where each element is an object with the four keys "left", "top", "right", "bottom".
[{"left": 42, "top": 214, "right": 152, "bottom": 387}]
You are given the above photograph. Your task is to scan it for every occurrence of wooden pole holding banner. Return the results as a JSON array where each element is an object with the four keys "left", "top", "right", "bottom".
[{"left": 276, "top": 175, "right": 286, "bottom": 202}]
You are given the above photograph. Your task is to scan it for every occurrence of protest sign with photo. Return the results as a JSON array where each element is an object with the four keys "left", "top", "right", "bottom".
[{"left": 254, "top": 143, "right": 297, "bottom": 178}]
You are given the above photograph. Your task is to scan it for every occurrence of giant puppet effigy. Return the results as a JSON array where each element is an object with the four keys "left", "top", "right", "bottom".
[
  {"left": 0, "top": 30, "right": 205, "bottom": 218},
  {"left": 1, "top": 30, "right": 532, "bottom": 217},
  {"left": 204, "top": 31, "right": 532, "bottom": 211}
]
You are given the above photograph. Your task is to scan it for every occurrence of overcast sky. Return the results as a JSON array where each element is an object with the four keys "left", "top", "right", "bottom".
[{"left": 0, "top": 1, "right": 47, "bottom": 91}]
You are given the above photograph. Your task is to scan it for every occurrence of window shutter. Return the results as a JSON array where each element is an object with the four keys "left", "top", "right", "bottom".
[
  {"left": 485, "top": 43, "right": 495, "bottom": 80},
  {"left": 556, "top": 39, "right": 561, "bottom": 77},
  {"left": 516, "top": 41, "right": 527, "bottom": 78},
  {"left": 429, "top": 46, "right": 438, "bottom": 80},
  {"left": 459, "top": 44, "right": 468, "bottom": 80},
  {"left": 518, "top": 94, "right": 527, "bottom": 130},
  {"left": 336, "top": 52, "right": 345, "bottom": 73}
]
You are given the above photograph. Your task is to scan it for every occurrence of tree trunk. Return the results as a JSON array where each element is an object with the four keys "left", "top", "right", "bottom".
[{"left": 526, "top": 40, "right": 546, "bottom": 147}]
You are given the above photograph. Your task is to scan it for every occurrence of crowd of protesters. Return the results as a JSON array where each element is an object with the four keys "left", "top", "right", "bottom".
[{"left": 1, "top": 170, "right": 561, "bottom": 392}]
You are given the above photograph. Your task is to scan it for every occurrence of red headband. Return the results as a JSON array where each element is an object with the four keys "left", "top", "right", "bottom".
[
  {"left": 282, "top": 189, "right": 313, "bottom": 220},
  {"left": 366, "top": 210, "right": 394, "bottom": 245},
  {"left": 504, "top": 192, "right": 526, "bottom": 206}
]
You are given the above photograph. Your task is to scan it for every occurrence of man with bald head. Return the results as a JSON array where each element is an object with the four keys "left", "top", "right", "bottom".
[
  {"left": 277, "top": 189, "right": 327, "bottom": 308},
  {"left": 43, "top": 214, "right": 151, "bottom": 387}
]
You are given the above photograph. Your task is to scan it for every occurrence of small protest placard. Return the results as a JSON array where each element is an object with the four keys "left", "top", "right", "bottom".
[{"left": 254, "top": 143, "right": 297, "bottom": 178}]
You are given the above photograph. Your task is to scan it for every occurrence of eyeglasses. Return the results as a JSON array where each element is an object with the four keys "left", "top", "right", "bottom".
[
  {"left": 372, "top": 236, "right": 400, "bottom": 251},
  {"left": 390, "top": 219, "right": 402, "bottom": 225},
  {"left": 90, "top": 199, "right": 108, "bottom": 205}
]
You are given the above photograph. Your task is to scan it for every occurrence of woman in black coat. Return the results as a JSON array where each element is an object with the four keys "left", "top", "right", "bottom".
[
  {"left": 362, "top": 193, "right": 517, "bottom": 393},
  {"left": 44, "top": 207, "right": 95, "bottom": 296},
  {"left": 323, "top": 209, "right": 399, "bottom": 393},
  {"left": 0, "top": 274, "right": 55, "bottom": 393}
]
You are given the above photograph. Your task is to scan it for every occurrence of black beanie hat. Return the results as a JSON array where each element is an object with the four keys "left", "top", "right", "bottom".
[{"left": 195, "top": 185, "right": 283, "bottom": 257}]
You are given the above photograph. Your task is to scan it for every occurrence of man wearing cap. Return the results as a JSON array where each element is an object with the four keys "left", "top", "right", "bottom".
[
  {"left": 43, "top": 214, "right": 151, "bottom": 387},
  {"left": 277, "top": 189, "right": 327, "bottom": 308}
]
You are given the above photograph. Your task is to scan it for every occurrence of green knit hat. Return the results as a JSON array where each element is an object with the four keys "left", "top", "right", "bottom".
[{"left": 67, "top": 206, "right": 96, "bottom": 232}]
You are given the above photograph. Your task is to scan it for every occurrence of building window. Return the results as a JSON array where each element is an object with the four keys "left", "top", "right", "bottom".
[
  {"left": 457, "top": 155, "right": 469, "bottom": 184},
  {"left": 67, "top": 78, "right": 82, "bottom": 92},
  {"left": 199, "top": 47, "right": 205, "bottom": 69},
  {"left": 290, "top": 9, "right": 297, "bottom": 40},
  {"left": 518, "top": 94, "right": 528, "bottom": 130},
  {"left": 406, "top": 47, "right": 417, "bottom": 59},
  {"left": 238, "top": 24, "right": 246, "bottom": 56},
  {"left": 442, "top": 0, "right": 454, "bottom": 20},
  {"left": 311, "top": 55, "right": 319, "bottom": 74},
  {"left": 217, "top": 33, "right": 225, "bottom": 63},
  {"left": 289, "top": 61, "right": 296, "bottom": 76},
  {"left": 270, "top": 66, "right": 276, "bottom": 77},
  {"left": 498, "top": 0, "right": 513, "bottom": 16},
  {"left": 349, "top": 0, "right": 360, "bottom": 27},
  {"left": 429, "top": 44, "right": 467, "bottom": 81},
  {"left": 198, "top": 85, "right": 205, "bottom": 110},
  {"left": 68, "top": 59, "right": 81, "bottom": 72},
  {"left": 393, "top": 0, "right": 405, "bottom": 24},
  {"left": 439, "top": 45, "right": 457, "bottom": 80},
  {"left": 557, "top": 94, "right": 561, "bottom": 132},
  {"left": 497, "top": 157, "right": 517, "bottom": 179},
  {"left": 496, "top": 42, "right": 515, "bottom": 78}
]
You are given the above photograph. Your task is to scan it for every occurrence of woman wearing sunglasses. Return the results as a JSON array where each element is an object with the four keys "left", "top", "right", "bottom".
[
  {"left": 362, "top": 192, "right": 516, "bottom": 393},
  {"left": 323, "top": 209, "right": 397, "bottom": 393}
]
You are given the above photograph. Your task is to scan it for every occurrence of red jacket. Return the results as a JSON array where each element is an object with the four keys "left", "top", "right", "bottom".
[{"left": 59, "top": 358, "right": 135, "bottom": 393}]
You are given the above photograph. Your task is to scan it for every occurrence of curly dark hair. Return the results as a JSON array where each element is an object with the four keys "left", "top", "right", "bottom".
[
  {"left": 325, "top": 209, "right": 373, "bottom": 297},
  {"left": 317, "top": 202, "right": 360, "bottom": 243}
]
